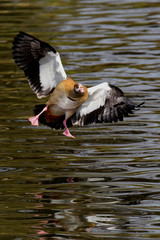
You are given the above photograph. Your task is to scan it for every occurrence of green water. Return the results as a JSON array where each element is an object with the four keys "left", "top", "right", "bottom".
[{"left": 0, "top": 0, "right": 160, "bottom": 239}]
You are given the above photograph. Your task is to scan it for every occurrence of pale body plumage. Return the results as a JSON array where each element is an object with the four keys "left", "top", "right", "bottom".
[{"left": 47, "top": 78, "right": 88, "bottom": 119}]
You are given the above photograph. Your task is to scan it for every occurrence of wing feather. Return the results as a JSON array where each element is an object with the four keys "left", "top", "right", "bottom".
[
  {"left": 71, "top": 82, "right": 141, "bottom": 126},
  {"left": 12, "top": 31, "right": 67, "bottom": 98}
]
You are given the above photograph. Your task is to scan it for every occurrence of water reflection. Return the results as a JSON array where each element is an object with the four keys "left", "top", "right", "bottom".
[{"left": 24, "top": 175, "right": 160, "bottom": 239}]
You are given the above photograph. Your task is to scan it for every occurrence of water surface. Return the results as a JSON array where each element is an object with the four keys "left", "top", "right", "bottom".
[{"left": 0, "top": 0, "right": 160, "bottom": 239}]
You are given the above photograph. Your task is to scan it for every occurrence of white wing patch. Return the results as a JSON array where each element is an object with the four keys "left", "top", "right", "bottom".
[
  {"left": 76, "top": 82, "right": 111, "bottom": 118},
  {"left": 38, "top": 52, "right": 67, "bottom": 98}
]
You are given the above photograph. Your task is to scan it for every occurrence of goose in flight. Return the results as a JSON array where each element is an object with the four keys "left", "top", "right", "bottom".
[{"left": 12, "top": 32, "right": 144, "bottom": 139}]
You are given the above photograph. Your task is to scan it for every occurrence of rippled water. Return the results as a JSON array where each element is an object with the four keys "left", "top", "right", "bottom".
[{"left": 0, "top": 0, "right": 160, "bottom": 239}]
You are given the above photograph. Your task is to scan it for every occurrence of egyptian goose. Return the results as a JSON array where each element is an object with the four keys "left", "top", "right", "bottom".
[{"left": 12, "top": 32, "right": 144, "bottom": 139}]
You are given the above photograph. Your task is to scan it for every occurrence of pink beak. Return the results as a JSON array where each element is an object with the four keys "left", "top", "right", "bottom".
[{"left": 79, "top": 86, "right": 84, "bottom": 93}]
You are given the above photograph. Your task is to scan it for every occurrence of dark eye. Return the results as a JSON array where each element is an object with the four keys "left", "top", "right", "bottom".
[
  {"left": 74, "top": 83, "right": 79, "bottom": 88},
  {"left": 74, "top": 83, "right": 79, "bottom": 93}
]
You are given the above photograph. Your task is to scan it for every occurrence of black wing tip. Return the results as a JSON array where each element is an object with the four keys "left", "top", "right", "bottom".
[
  {"left": 12, "top": 31, "right": 57, "bottom": 54},
  {"left": 12, "top": 31, "right": 30, "bottom": 56},
  {"left": 12, "top": 31, "right": 27, "bottom": 45},
  {"left": 135, "top": 101, "right": 145, "bottom": 110},
  {"left": 72, "top": 98, "right": 145, "bottom": 126}
]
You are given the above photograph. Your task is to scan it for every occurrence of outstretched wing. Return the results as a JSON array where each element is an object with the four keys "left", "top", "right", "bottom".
[
  {"left": 71, "top": 82, "right": 142, "bottom": 126},
  {"left": 12, "top": 31, "right": 67, "bottom": 98}
]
